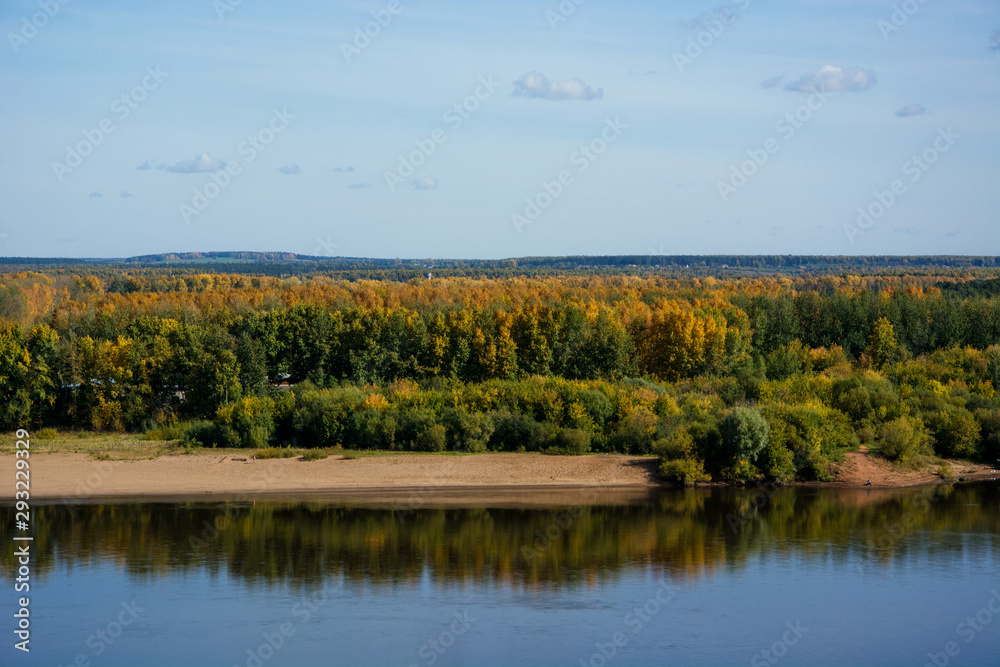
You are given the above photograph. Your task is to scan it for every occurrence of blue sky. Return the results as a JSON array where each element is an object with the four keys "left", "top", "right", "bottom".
[{"left": 1, "top": 0, "right": 997, "bottom": 259}]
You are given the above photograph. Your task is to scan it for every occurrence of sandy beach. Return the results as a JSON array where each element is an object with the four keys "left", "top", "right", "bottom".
[
  {"left": 3, "top": 449, "right": 996, "bottom": 501},
  {"left": 3, "top": 452, "right": 661, "bottom": 500}
]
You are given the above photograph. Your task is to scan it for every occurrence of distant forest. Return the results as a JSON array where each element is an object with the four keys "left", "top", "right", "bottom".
[{"left": 2, "top": 255, "right": 999, "bottom": 484}]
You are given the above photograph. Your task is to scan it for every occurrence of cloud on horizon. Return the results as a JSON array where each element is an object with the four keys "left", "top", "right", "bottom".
[
  {"left": 136, "top": 161, "right": 153, "bottom": 171},
  {"left": 761, "top": 75, "right": 784, "bottom": 89},
  {"left": 414, "top": 177, "right": 438, "bottom": 190},
  {"left": 348, "top": 182, "right": 371, "bottom": 189},
  {"left": 333, "top": 166, "right": 355, "bottom": 173},
  {"left": 89, "top": 191, "right": 102, "bottom": 198},
  {"left": 894, "top": 104, "right": 928, "bottom": 118},
  {"left": 157, "top": 153, "right": 226, "bottom": 173},
  {"left": 991, "top": 30, "right": 1000, "bottom": 51},
  {"left": 120, "top": 191, "right": 135, "bottom": 198},
  {"left": 785, "top": 65, "right": 876, "bottom": 93},
  {"left": 512, "top": 71, "right": 603, "bottom": 101},
  {"left": 278, "top": 164, "right": 301, "bottom": 175}
]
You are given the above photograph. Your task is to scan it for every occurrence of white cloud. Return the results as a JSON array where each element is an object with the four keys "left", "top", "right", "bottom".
[
  {"left": 120, "top": 191, "right": 135, "bottom": 198},
  {"left": 136, "top": 161, "right": 153, "bottom": 170},
  {"left": 348, "top": 182, "right": 371, "bottom": 189},
  {"left": 278, "top": 163, "right": 301, "bottom": 175},
  {"left": 991, "top": 30, "right": 1000, "bottom": 51},
  {"left": 333, "top": 166, "right": 355, "bottom": 173},
  {"left": 785, "top": 65, "right": 876, "bottom": 93},
  {"left": 894, "top": 104, "right": 928, "bottom": 118},
  {"left": 413, "top": 177, "right": 438, "bottom": 190},
  {"left": 89, "top": 191, "right": 102, "bottom": 198},
  {"left": 157, "top": 153, "right": 226, "bottom": 173},
  {"left": 761, "top": 75, "right": 784, "bottom": 89},
  {"left": 512, "top": 71, "right": 603, "bottom": 101}
]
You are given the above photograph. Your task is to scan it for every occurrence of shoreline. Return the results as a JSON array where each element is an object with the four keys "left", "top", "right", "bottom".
[{"left": 2, "top": 451, "right": 996, "bottom": 502}]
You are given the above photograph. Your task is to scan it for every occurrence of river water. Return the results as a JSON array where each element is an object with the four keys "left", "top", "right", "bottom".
[{"left": 2, "top": 482, "right": 998, "bottom": 666}]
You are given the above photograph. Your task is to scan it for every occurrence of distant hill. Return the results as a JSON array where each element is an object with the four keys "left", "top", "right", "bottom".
[{"left": 0, "top": 252, "right": 997, "bottom": 280}]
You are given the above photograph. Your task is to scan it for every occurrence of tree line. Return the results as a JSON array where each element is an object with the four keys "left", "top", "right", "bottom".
[{"left": 1, "top": 267, "right": 999, "bottom": 484}]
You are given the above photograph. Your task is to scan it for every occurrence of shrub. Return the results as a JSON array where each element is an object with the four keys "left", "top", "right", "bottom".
[
  {"left": 877, "top": 416, "right": 931, "bottom": 464},
  {"left": 35, "top": 427, "right": 58, "bottom": 440},
  {"left": 216, "top": 396, "right": 275, "bottom": 449},
  {"left": 414, "top": 424, "right": 447, "bottom": 452},
  {"left": 443, "top": 407, "right": 495, "bottom": 452},
  {"left": 927, "top": 408, "right": 981, "bottom": 459},
  {"left": 611, "top": 407, "right": 659, "bottom": 454},
  {"left": 184, "top": 420, "right": 226, "bottom": 447},
  {"left": 716, "top": 407, "right": 770, "bottom": 471},
  {"left": 256, "top": 446, "right": 298, "bottom": 459},
  {"left": 489, "top": 410, "right": 539, "bottom": 452},
  {"left": 659, "top": 458, "right": 710, "bottom": 486},
  {"left": 552, "top": 428, "right": 591, "bottom": 455},
  {"left": 302, "top": 449, "right": 330, "bottom": 461},
  {"left": 757, "top": 439, "right": 796, "bottom": 483}
]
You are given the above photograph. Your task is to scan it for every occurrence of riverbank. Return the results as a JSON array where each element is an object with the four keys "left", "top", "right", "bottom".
[
  {"left": 1, "top": 452, "right": 661, "bottom": 500},
  {"left": 2, "top": 449, "right": 996, "bottom": 500}
]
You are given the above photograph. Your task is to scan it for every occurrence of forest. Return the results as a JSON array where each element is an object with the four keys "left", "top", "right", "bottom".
[{"left": 1, "top": 259, "right": 999, "bottom": 485}]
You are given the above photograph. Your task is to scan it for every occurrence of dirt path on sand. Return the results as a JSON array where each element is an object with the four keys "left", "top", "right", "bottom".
[{"left": 830, "top": 445, "right": 997, "bottom": 488}]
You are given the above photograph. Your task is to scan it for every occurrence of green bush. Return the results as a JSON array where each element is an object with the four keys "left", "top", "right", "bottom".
[
  {"left": 551, "top": 428, "right": 591, "bottom": 455},
  {"left": 659, "top": 457, "right": 710, "bottom": 486},
  {"left": 302, "top": 449, "right": 330, "bottom": 461},
  {"left": 927, "top": 408, "right": 981, "bottom": 459},
  {"left": 216, "top": 396, "right": 275, "bottom": 448},
  {"left": 414, "top": 424, "right": 447, "bottom": 452},
  {"left": 877, "top": 416, "right": 931, "bottom": 464},
  {"left": 35, "top": 427, "right": 58, "bottom": 440},
  {"left": 256, "top": 446, "right": 298, "bottom": 459},
  {"left": 716, "top": 407, "right": 770, "bottom": 471}
]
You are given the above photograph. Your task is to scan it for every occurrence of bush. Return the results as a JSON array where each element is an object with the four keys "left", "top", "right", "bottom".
[
  {"left": 489, "top": 410, "right": 539, "bottom": 452},
  {"left": 256, "top": 446, "right": 298, "bottom": 459},
  {"left": 927, "top": 408, "right": 981, "bottom": 459},
  {"left": 716, "top": 407, "right": 770, "bottom": 471},
  {"left": 659, "top": 458, "right": 710, "bottom": 486},
  {"left": 216, "top": 396, "right": 275, "bottom": 449},
  {"left": 292, "top": 389, "right": 354, "bottom": 448},
  {"left": 443, "top": 407, "right": 495, "bottom": 452},
  {"left": 551, "top": 428, "right": 591, "bottom": 455},
  {"left": 302, "top": 449, "right": 330, "bottom": 461},
  {"left": 35, "top": 427, "right": 58, "bottom": 440},
  {"left": 414, "top": 424, "right": 447, "bottom": 452},
  {"left": 877, "top": 416, "right": 931, "bottom": 464},
  {"left": 611, "top": 407, "right": 658, "bottom": 454},
  {"left": 183, "top": 420, "right": 226, "bottom": 447}
]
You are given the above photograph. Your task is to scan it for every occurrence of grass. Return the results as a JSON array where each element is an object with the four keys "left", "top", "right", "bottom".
[{"left": 0, "top": 430, "right": 247, "bottom": 460}]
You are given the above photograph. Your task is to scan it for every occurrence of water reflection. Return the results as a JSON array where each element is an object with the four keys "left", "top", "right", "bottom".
[{"left": 2, "top": 483, "right": 997, "bottom": 590}]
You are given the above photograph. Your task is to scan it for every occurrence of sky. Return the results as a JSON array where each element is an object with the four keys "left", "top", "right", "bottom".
[{"left": 0, "top": 0, "right": 998, "bottom": 259}]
